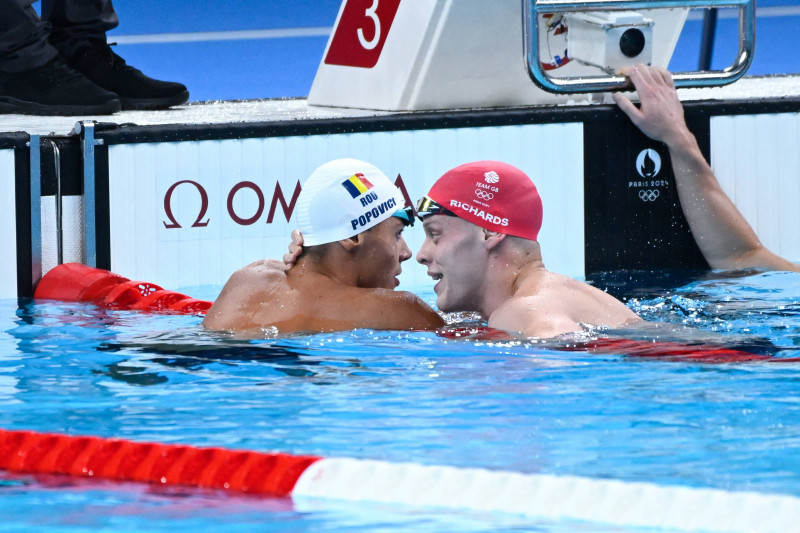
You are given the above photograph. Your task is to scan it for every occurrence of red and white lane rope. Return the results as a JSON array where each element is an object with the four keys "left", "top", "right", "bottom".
[{"left": 1, "top": 429, "right": 799, "bottom": 532}]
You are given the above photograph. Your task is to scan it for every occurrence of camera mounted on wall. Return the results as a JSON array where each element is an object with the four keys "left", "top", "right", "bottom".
[{"left": 525, "top": 0, "right": 756, "bottom": 94}]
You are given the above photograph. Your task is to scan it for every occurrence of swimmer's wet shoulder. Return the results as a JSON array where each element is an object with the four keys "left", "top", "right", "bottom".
[
  {"left": 488, "top": 270, "right": 641, "bottom": 338},
  {"left": 271, "top": 283, "right": 442, "bottom": 333},
  {"left": 201, "top": 258, "right": 289, "bottom": 331},
  {"left": 202, "top": 259, "right": 442, "bottom": 333}
]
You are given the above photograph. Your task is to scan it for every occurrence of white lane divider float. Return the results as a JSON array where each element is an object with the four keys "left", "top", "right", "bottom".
[{"left": 294, "top": 458, "right": 800, "bottom": 532}]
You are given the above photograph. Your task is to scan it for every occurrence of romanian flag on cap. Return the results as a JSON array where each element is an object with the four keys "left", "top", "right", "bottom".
[{"left": 342, "top": 173, "right": 374, "bottom": 198}]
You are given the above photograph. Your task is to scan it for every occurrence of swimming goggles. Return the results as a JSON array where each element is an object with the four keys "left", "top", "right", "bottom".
[
  {"left": 391, "top": 205, "right": 416, "bottom": 227},
  {"left": 415, "top": 196, "right": 457, "bottom": 221}
]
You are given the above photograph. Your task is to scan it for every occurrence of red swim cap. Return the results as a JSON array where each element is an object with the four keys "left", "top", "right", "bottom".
[{"left": 427, "top": 161, "right": 543, "bottom": 241}]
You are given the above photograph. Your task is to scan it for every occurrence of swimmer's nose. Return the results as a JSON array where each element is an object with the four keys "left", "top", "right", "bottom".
[
  {"left": 416, "top": 239, "right": 431, "bottom": 266},
  {"left": 399, "top": 236, "right": 412, "bottom": 262}
]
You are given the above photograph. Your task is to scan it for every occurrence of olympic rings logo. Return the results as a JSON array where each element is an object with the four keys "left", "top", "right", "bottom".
[
  {"left": 638, "top": 189, "right": 660, "bottom": 202},
  {"left": 475, "top": 190, "right": 495, "bottom": 201}
]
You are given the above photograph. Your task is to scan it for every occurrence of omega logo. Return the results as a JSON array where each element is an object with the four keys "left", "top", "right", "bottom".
[
  {"left": 163, "top": 180, "right": 210, "bottom": 228},
  {"left": 162, "top": 179, "right": 302, "bottom": 229}
]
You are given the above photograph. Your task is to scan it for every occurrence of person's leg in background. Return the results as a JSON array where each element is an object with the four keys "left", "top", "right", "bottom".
[
  {"left": 0, "top": 0, "right": 56, "bottom": 71},
  {"left": 0, "top": 0, "right": 120, "bottom": 115},
  {"left": 44, "top": 0, "right": 190, "bottom": 110}
]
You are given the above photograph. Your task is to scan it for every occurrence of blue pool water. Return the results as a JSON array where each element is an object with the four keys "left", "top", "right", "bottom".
[{"left": 1, "top": 269, "right": 800, "bottom": 530}]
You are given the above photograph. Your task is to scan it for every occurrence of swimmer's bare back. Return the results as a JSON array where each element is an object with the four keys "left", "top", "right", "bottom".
[{"left": 203, "top": 259, "right": 444, "bottom": 334}]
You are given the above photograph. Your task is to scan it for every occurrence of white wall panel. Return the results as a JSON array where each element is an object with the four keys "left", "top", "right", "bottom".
[
  {"left": 0, "top": 150, "right": 16, "bottom": 298},
  {"left": 41, "top": 196, "right": 84, "bottom": 275},
  {"left": 107, "top": 123, "right": 585, "bottom": 294},
  {"left": 711, "top": 113, "right": 800, "bottom": 262}
]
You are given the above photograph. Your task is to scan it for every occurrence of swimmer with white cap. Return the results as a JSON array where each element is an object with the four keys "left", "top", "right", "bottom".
[
  {"left": 203, "top": 158, "right": 444, "bottom": 334},
  {"left": 286, "top": 160, "right": 642, "bottom": 338}
]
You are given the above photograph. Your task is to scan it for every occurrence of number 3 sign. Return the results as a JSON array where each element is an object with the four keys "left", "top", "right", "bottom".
[{"left": 324, "top": 0, "right": 402, "bottom": 68}]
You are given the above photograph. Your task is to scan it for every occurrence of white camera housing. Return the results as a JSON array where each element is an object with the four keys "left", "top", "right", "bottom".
[{"left": 565, "top": 11, "right": 654, "bottom": 71}]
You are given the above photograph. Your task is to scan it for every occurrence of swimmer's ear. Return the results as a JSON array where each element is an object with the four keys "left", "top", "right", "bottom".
[
  {"left": 482, "top": 229, "right": 506, "bottom": 251},
  {"left": 338, "top": 233, "right": 362, "bottom": 252}
]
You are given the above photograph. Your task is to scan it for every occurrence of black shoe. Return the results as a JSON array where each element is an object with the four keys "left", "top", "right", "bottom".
[
  {"left": 0, "top": 57, "right": 121, "bottom": 116},
  {"left": 62, "top": 39, "right": 189, "bottom": 111}
]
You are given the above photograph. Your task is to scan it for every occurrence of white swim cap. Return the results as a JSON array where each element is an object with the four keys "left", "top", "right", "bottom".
[{"left": 296, "top": 158, "right": 407, "bottom": 246}]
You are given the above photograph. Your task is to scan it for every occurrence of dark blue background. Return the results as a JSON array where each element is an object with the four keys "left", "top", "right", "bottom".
[{"left": 103, "top": 0, "right": 800, "bottom": 102}]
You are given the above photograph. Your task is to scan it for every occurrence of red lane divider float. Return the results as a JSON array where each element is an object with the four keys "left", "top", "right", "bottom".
[
  {"left": 34, "top": 263, "right": 212, "bottom": 315},
  {"left": 569, "top": 338, "right": 783, "bottom": 363},
  {"left": 436, "top": 326, "right": 800, "bottom": 364},
  {"left": 568, "top": 338, "right": 800, "bottom": 363},
  {"left": 0, "top": 429, "right": 319, "bottom": 497}
]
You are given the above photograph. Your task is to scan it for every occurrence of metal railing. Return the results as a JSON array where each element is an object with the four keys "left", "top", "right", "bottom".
[{"left": 524, "top": 0, "right": 756, "bottom": 93}]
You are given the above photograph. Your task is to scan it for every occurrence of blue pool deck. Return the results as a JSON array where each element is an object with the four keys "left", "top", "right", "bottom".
[{"left": 99, "top": 0, "right": 800, "bottom": 103}]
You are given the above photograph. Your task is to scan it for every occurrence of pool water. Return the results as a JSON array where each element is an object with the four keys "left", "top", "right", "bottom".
[{"left": 1, "top": 269, "right": 800, "bottom": 531}]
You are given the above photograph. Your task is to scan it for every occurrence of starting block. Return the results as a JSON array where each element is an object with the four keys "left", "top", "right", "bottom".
[{"left": 308, "top": 0, "right": 690, "bottom": 110}]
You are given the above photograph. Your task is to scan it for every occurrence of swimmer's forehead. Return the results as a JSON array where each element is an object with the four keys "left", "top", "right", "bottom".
[
  {"left": 421, "top": 216, "right": 442, "bottom": 229},
  {"left": 381, "top": 217, "right": 406, "bottom": 230},
  {"left": 421, "top": 214, "right": 467, "bottom": 231},
  {"left": 364, "top": 216, "right": 406, "bottom": 234}
]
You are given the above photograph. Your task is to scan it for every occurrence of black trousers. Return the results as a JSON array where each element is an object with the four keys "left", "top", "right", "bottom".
[{"left": 0, "top": 0, "right": 118, "bottom": 72}]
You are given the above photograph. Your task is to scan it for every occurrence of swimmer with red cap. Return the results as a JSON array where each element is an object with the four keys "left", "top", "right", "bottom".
[
  {"left": 203, "top": 158, "right": 444, "bottom": 334},
  {"left": 415, "top": 161, "right": 641, "bottom": 338}
]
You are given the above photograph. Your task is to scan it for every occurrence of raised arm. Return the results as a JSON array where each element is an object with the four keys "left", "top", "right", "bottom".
[{"left": 613, "top": 65, "right": 799, "bottom": 272}]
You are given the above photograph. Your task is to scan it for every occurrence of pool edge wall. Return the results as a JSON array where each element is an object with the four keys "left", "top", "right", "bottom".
[
  {"left": 9, "top": 96, "right": 800, "bottom": 297},
  {"left": 1, "top": 133, "right": 34, "bottom": 299}
]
